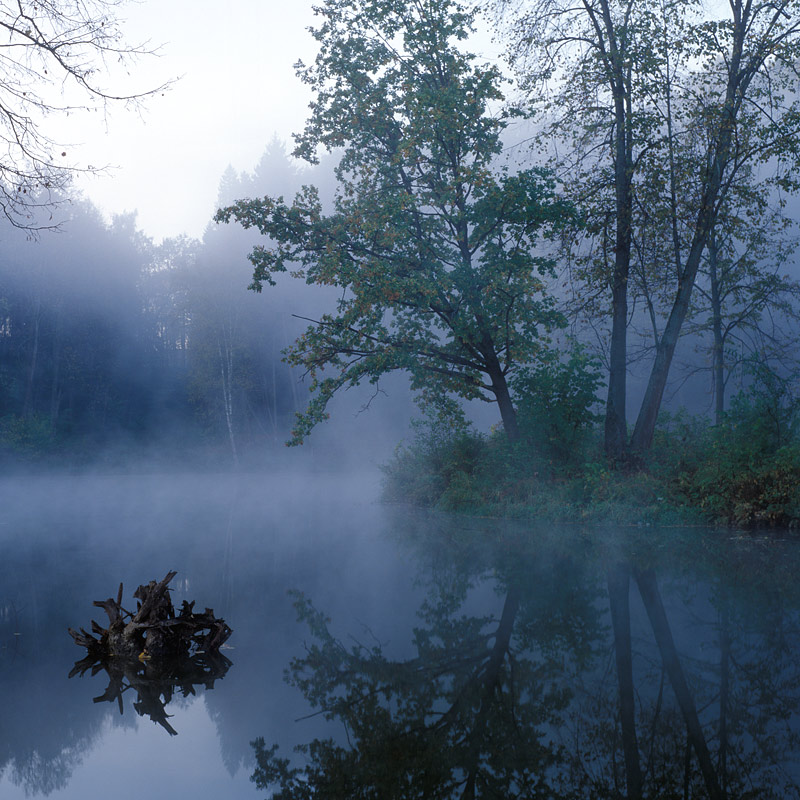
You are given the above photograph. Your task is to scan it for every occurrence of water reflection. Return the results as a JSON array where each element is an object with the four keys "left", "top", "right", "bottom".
[
  {"left": 2, "top": 473, "right": 800, "bottom": 799},
  {"left": 254, "top": 521, "right": 800, "bottom": 799},
  {"left": 0, "top": 470, "right": 402, "bottom": 798},
  {"left": 69, "top": 650, "right": 232, "bottom": 736}
]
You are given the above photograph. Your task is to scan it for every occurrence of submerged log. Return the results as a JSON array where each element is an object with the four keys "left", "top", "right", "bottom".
[{"left": 68, "top": 571, "right": 232, "bottom": 663}]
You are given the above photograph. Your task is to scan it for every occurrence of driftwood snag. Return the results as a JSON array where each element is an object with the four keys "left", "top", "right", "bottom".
[
  {"left": 68, "top": 571, "right": 233, "bottom": 735},
  {"left": 69, "top": 570, "right": 232, "bottom": 662}
]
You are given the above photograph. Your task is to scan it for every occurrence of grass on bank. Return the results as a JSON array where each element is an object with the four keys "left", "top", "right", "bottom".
[{"left": 382, "top": 388, "right": 800, "bottom": 530}]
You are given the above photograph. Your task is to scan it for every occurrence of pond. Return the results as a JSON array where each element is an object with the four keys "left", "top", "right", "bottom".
[{"left": 0, "top": 469, "right": 799, "bottom": 798}]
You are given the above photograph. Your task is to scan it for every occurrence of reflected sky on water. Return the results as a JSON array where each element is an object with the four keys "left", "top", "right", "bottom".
[
  {"left": 1, "top": 470, "right": 800, "bottom": 798},
  {"left": 0, "top": 699, "right": 253, "bottom": 800}
]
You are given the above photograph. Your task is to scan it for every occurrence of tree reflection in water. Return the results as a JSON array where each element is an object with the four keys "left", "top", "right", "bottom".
[{"left": 253, "top": 523, "right": 800, "bottom": 799}]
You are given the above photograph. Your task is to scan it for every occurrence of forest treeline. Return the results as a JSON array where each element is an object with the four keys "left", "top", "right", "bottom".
[
  {"left": 4, "top": 0, "right": 800, "bottom": 526},
  {"left": 218, "top": 0, "right": 800, "bottom": 465},
  {"left": 0, "top": 141, "right": 321, "bottom": 467}
]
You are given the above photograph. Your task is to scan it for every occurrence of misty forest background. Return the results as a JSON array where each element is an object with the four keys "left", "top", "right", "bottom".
[
  {"left": 3, "top": 0, "right": 800, "bottom": 528},
  {"left": 0, "top": 141, "right": 334, "bottom": 467}
]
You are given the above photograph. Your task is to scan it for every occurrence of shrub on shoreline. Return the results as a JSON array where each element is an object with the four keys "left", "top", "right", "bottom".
[{"left": 383, "top": 391, "right": 800, "bottom": 529}]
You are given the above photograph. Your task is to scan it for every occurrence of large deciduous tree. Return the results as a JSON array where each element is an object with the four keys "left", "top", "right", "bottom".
[
  {"left": 216, "top": 0, "right": 570, "bottom": 445},
  {"left": 500, "top": 0, "right": 800, "bottom": 462}
]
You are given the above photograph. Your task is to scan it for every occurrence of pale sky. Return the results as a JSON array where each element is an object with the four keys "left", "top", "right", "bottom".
[
  {"left": 68, "top": 0, "right": 318, "bottom": 242},
  {"left": 60, "top": 0, "right": 503, "bottom": 244}
]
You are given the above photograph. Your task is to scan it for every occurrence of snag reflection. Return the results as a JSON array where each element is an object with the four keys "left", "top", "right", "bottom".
[{"left": 69, "top": 649, "right": 233, "bottom": 736}]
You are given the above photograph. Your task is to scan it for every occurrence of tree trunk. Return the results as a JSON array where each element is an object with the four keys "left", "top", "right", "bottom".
[
  {"left": 708, "top": 235, "right": 726, "bottom": 424},
  {"left": 629, "top": 15, "right": 746, "bottom": 455},
  {"left": 601, "top": 0, "right": 633, "bottom": 464},
  {"left": 629, "top": 197, "right": 723, "bottom": 453},
  {"left": 482, "top": 337, "right": 521, "bottom": 443},
  {"left": 606, "top": 271, "right": 629, "bottom": 462},
  {"left": 218, "top": 325, "right": 239, "bottom": 467},
  {"left": 492, "top": 373, "right": 521, "bottom": 444}
]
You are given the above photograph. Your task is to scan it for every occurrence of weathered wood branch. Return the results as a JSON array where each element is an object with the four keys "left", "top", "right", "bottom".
[{"left": 68, "top": 571, "right": 232, "bottom": 662}]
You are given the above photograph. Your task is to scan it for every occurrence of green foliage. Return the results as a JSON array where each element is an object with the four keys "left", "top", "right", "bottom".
[
  {"left": 382, "top": 420, "right": 490, "bottom": 509},
  {"left": 382, "top": 417, "right": 588, "bottom": 518},
  {"left": 662, "top": 368, "right": 800, "bottom": 527},
  {"left": 733, "top": 358, "right": 800, "bottom": 450},
  {"left": 216, "top": 0, "right": 571, "bottom": 445},
  {"left": 385, "top": 359, "right": 800, "bottom": 528},
  {"left": 512, "top": 344, "right": 602, "bottom": 469},
  {"left": 382, "top": 346, "right": 605, "bottom": 516},
  {"left": 0, "top": 415, "right": 56, "bottom": 460}
]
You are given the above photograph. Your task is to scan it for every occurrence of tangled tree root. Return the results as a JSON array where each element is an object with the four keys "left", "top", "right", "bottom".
[
  {"left": 68, "top": 571, "right": 233, "bottom": 735},
  {"left": 69, "top": 570, "right": 232, "bottom": 662}
]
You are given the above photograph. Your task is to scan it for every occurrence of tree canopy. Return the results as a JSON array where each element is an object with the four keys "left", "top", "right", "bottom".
[{"left": 216, "top": 0, "right": 572, "bottom": 444}]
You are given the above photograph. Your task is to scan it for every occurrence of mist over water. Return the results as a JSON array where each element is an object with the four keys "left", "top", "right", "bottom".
[
  {"left": 0, "top": 467, "right": 408, "bottom": 798},
  {"left": 0, "top": 465, "right": 799, "bottom": 798},
  {"left": 1, "top": 6, "right": 800, "bottom": 794},
  {"left": 0, "top": 132, "right": 797, "bottom": 800}
]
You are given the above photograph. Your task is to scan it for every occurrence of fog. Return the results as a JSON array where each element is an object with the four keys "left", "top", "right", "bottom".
[
  {"left": 0, "top": 469, "right": 418, "bottom": 797},
  {"left": 0, "top": 139, "right": 423, "bottom": 473},
  {"left": 2, "top": 3, "right": 800, "bottom": 795},
  {"left": 2, "top": 470, "right": 800, "bottom": 798},
  {"left": 3, "top": 130, "right": 777, "bottom": 475}
]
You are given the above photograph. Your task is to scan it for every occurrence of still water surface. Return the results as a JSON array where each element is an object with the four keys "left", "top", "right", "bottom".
[{"left": 0, "top": 470, "right": 799, "bottom": 798}]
